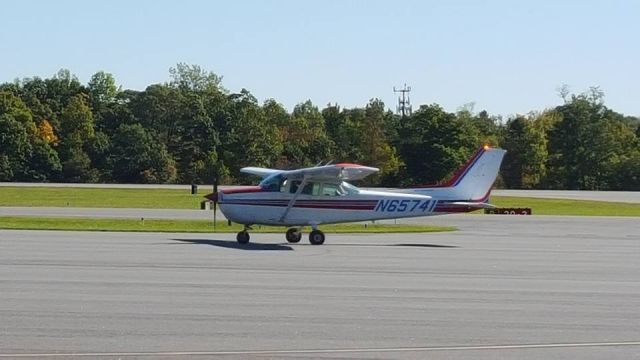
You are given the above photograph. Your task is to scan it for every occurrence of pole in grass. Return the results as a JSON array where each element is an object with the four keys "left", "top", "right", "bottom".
[{"left": 212, "top": 166, "right": 218, "bottom": 232}]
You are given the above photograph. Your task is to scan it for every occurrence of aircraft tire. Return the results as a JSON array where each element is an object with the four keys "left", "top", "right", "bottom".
[
  {"left": 236, "top": 231, "right": 250, "bottom": 244},
  {"left": 285, "top": 228, "right": 302, "bottom": 243},
  {"left": 309, "top": 230, "right": 325, "bottom": 245}
]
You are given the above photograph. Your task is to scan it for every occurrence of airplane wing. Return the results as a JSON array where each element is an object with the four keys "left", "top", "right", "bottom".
[
  {"left": 240, "top": 167, "right": 281, "bottom": 178},
  {"left": 448, "top": 201, "right": 497, "bottom": 209},
  {"left": 283, "top": 163, "right": 379, "bottom": 181}
]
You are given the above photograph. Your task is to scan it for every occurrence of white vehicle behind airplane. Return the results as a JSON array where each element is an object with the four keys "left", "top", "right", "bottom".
[{"left": 205, "top": 146, "right": 506, "bottom": 245}]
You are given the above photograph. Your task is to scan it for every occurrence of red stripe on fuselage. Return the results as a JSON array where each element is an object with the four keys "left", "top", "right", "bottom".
[
  {"left": 220, "top": 199, "right": 378, "bottom": 210},
  {"left": 222, "top": 202, "right": 375, "bottom": 210},
  {"left": 220, "top": 186, "right": 263, "bottom": 195}
]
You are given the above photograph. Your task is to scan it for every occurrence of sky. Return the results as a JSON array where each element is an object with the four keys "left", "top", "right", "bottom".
[{"left": 1, "top": 0, "right": 638, "bottom": 117}]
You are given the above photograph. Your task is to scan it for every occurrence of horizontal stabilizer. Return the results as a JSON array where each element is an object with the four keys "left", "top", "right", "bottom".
[{"left": 449, "top": 201, "right": 497, "bottom": 209}]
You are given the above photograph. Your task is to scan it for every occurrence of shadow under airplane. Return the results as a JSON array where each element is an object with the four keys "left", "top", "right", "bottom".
[
  {"left": 339, "top": 243, "right": 458, "bottom": 248},
  {"left": 171, "top": 238, "right": 294, "bottom": 251},
  {"left": 170, "top": 238, "right": 457, "bottom": 250}
]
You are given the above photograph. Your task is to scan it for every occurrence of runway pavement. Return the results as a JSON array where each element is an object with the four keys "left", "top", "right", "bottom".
[{"left": 1, "top": 217, "right": 639, "bottom": 359}]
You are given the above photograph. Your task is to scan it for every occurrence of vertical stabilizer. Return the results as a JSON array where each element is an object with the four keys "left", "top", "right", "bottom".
[{"left": 410, "top": 147, "right": 506, "bottom": 201}]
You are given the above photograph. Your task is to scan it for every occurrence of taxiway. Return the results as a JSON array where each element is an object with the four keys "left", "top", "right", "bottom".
[{"left": 1, "top": 216, "right": 638, "bottom": 359}]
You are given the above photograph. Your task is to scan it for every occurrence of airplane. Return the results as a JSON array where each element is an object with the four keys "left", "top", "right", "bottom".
[{"left": 205, "top": 146, "right": 506, "bottom": 245}]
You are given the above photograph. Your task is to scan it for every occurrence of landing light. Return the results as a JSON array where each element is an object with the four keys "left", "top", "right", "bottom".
[{"left": 483, "top": 144, "right": 490, "bottom": 150}]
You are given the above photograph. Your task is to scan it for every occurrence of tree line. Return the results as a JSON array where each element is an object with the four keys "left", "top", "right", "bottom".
[{"left": 1, "top": 64, "right": 639, "bottom": 190}]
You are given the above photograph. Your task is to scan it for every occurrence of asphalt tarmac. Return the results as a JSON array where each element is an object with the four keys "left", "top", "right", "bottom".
[{"left": 1, "top": 216, "right": 639, "bottom": 359}]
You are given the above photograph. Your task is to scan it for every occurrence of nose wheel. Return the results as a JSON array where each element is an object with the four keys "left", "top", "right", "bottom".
[
  {"left": 309, "top": 230, "right": 325, "bottom": 245},
  {"left": 285, "top": 228, "right": 302, "bottom": 243},
  {"left": 236, "top": 230, "right": 250, "bottom": 244}
]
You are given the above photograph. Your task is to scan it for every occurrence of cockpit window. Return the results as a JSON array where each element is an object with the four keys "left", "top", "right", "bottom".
[
  {"left": 261, "top": 175, "right": 359, "bottom": 196},
  {"left": 318, "top": 182, "right": 359, "bottom": 196},
  {"left": 259, "top": 173, "right": 284, "bottom": 192},
  {"left": 340, "top": 181, "right": 359, "bottom": 195},
  {"left": 321, "top": 183, "right": 340, "bottom": 196},
  {"left": 290, "top": 181, "right": 319, "bottom": 195}
]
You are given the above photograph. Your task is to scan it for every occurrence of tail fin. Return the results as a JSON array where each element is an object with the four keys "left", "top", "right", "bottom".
[
  {"left": 412, "top": 146, "right": 506, "bottom": 201},
  {"left": 449, "top": 146, "right": 506, "bottom": 200}
]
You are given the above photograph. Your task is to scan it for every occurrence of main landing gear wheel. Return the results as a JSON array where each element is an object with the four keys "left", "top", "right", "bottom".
[
  {"left": 309, "top": 230, "right": 325, "bottom": 245},
  {"left": 285, "top": 228, "right": 302, "bottom": 243},
  {"left": 236, "top": 230, "right": 250, "bottom": 244}
]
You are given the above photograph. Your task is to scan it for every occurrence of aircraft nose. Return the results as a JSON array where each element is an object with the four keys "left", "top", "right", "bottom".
[{"left": 204, "top": 192, "right": 218, "bottom": 202}]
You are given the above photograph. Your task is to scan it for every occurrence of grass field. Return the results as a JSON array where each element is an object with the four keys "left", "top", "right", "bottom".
[
  {"left": 0, "top": 187, "right": 207, "bottom": 209},
  {"left": 0, "top": 216, "right": 455, "bottom": 234},
  {"left": 0, "top": 186, "right": 639, "bottom": 216}
]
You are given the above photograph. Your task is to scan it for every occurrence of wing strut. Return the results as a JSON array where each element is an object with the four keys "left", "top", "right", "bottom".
[{"left": 279, "top": 176, "right": 307, "bottom": 223}]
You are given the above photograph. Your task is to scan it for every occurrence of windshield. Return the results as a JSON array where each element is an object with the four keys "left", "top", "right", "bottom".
[
  {"left": 259, "top": 173, "right": 284, "bottom": 192},
  {"left": 340, "top": 181, "right": 360, "bottom": 195}
]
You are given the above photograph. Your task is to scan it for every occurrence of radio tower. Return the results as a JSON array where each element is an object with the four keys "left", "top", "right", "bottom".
[{"left": 393, "top": 83, "right": 412, "bottom": 117}]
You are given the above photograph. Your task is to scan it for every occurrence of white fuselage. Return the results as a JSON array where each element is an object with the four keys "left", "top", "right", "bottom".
[
  {"left": 214, "top": 147, "right": 507, "bottom": 227},
  {"left": 219, "top": 186, "right": 440, "bottom": 226}
]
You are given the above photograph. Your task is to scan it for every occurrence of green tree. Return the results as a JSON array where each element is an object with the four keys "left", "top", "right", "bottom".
[
  {"left": 96, "top": 90, "right": 139, "bottom": 135},
  {"left": 220, "top": 90, "right": 282, "bottom": 181},
  {"left": 547, "top": 89, "right": 639, "bottom": 189},
  {"left": 0, "top": 91, "right": 64, "bottom": 181},
  {"left": 86, "top": 131, "right": 112, "bottom": 181},
  {"left": 17, "top": 77, "right": 57, "bottom": 128},
  {"left": 474, "top": 110, "right": 501, "bottom": 146},
  {"left": 263, "top": 99, "right": 290, "bottom": 128},
  {"left": 322, "top": 104, "right": 362, "bottom": 162},
  {"left": 0, "top": 114, "right": 30, "bottom": 180},
  {"left": 358, "top": 99, "right": 401, "bottom": 185},
  {"left": 88, "top": 71, "right": 118, "bottom": 110},
  {"left": 110, "top": 123, "right": 176, "bottom": 183},
  {"left": 153, "top": 64, "right": 230, "bottom": 183},
  {"left": 169, "top": 63, "right": 223, "bottom": 92},
  {"left": 608, "top": 151, "right": 640, "bottom": 190},
  {"left": 61, "top": 148, "right": 97, "bottom": 183},
  {"left": 43, "top": 69, "right": 86, "bottom": 123},
  {"left": 58, "top": 94, "right": 97, "bottom": 182},
  {"left": 59, "top": 94, "right": 95, "bottom": 150},
  {"left": 26, "top": 140, "right": 62, "bottom": 181},
  {"left": 282, "top": 100, "right": 333, "bottom": 168},
  {"left": 128, "top": 85, "right": 179, "bottom": 145},
  {"left": 501, "top": 115, "right": 547, "bottom": 188},
  {"left": 0, "top": 90, "right": 34, "bottom": 127},
  {"left": 0, "top": 91, "right": 62, "bottom": 181},
  {"left": 171, "top": 91, "right": 219, "bottom": 183}
]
